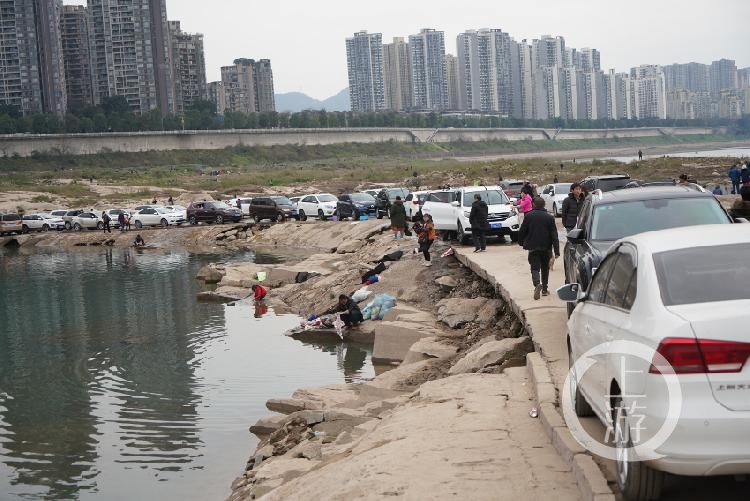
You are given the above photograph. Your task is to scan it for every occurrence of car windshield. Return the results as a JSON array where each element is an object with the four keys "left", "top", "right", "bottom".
[
  {"left": 350, "top": 194, "right": 375, "bottom": 202},
  {"left": 590, "top": 198, "right": 730, "bottom": 241},
  {"left": 318, "top": 195, "right": 337, "bottom": 202},
  {"left": 463, "top": 190, "right": 510, "bottom": 206},
  {"left": 596, "top": 178, "right": 630, "bottom": 191},
  {"left": 654, "top": 243, "right": 750, "bottom": 306},
  {"left": 272, "top": 196, "right": 293, "bottom": 205},
  {"left": 553, "top": 183, "right": 572, "bottom": 192},
  {"left": 387, "top": 188, "right": 408, "bottom": 198}
]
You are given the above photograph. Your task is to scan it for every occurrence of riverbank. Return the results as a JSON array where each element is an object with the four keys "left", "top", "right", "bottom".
[{"left": 213, "top": 221, "right": 592, "bottom": 500}]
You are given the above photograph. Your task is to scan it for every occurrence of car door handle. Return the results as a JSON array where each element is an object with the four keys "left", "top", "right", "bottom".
[{"left": 585, "top": 325, "right": 592, "bottom": 336}]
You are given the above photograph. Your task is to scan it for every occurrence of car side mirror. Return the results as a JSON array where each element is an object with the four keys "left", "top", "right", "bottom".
[
  {"left": 557, "top": 283, "right": 584, "bottom": 303},
  {"left": 450, "top": 201, "right": 459, "bottom": 207},
  {"left": 567, "top": 228, "right": 585, "bottom": 243}
]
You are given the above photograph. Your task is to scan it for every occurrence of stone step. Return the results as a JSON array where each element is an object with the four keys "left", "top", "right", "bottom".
[{"left": 372, "top": 321, "right": 442, "bottom": 364}]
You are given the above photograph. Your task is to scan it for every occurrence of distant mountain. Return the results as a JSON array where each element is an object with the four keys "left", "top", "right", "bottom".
[{"left": 274, "top": 88, "right": 350, "bottom": 113}]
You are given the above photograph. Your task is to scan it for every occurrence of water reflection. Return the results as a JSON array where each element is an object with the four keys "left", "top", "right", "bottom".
[{"left": 0, "top": 248, "right": 375, "bottom": 500}]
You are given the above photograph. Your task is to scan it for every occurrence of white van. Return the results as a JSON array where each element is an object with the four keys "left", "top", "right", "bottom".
[{"left": 422, "top": 186, "right": 520, "bottom": 244}]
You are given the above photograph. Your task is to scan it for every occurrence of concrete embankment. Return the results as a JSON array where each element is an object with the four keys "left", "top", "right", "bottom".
[{"left": 220, "top": 221, "right": 597, "bottom": 500}]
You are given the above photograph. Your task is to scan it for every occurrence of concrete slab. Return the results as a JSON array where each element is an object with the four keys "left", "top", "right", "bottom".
[{"left": 372, "top": 321, "right": 440, "bottom": 364}]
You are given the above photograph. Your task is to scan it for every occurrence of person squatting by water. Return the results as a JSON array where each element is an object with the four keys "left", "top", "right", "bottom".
[
  {"left": 390, "top": 196, "right": 407, "bottom": 239},
  {"left": 518, "top": 197, "right": 560, "bottom": 300},
  {"left": 329, "top": 294, "right": 363, "bottom": 327},
  {"left": 133, "top": 234, "right": 145, "bottom": 247},
  {"left": 413, "top": 213, "right": 436, "bottom": 266},
  {"left": 251, "top": 284, "right": 267, "bottom": 302}
]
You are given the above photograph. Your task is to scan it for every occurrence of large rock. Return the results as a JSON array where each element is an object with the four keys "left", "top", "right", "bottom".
[
  {"left": 196, "top": 286, "right": 251, "bottom": 303},
  {"left": 266, "top": 398, "right": 322, "bottom": 414},
  {"left": 372, "top": 321, "right": 442, "bottom": 364},
  {"left": 367, "top": 359, "right": 433, "bottom": 390},
  {"left": 196, "top": 264, "right": 225, "bottom": 284},
  {"left": 437, "top": 298, "right": 489, "bottom": 328},
  {"left": 435, "top": 275, "right": 458, "bottom": 290},
  {"left": 475, "top": 299, "right": 504, "bottom": 327},
  {"left": 249, "top": 414, "right": 287, "bottom": 436},
  {"left": 402, "top": 337, "right": 459, "bottom": 365},
  {"left": 336, "top": 239, "right": 365, "bottom": 254},
  {"left": 448, "top": 337, "right": 533, "bottom": 375}
]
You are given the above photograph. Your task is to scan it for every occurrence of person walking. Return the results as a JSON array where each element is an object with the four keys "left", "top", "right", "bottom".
[
  {"left": 518, "top": 197, "right": 560, "bottom": 300},
  {"left": 729, "top": 164, "right": 741, "bottom": 194},
  {"left": 517, "top": 191, "right": 533, "bottom": 223},
  {"left": 414, "top": 214, "right": 436, "bottom": 266},
  {"left": 101, "top": 211, "right": 111, "bottom": 234},
  {"left": 118, "top": 212, "right": 126, "bottom": 232},
  {"left": 741, "top": 162, "right": 750, "bottom": 187},
  {"left": 389, "top": 196, "right": 407, "bottom": 239},
  {"left": 561, "top": 182, "right": 585, "bottom": 233},
  {"left": 469, "top": 194, "right": 489, "bottom": 252}
]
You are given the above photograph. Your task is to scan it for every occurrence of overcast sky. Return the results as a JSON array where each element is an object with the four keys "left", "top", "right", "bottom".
[{"left": 67, "top": 0, "right": 750, "bottom": 100}]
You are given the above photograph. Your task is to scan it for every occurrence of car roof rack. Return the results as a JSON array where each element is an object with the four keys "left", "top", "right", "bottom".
[{"left": 685, "top": 183, "right": 706, "bottom": 193}]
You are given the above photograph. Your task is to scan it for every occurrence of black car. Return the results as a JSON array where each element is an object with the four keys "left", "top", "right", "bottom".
[
  {"left": 248, "top": 196, "right": 294, "bottom": 223},
  {"left": 563, "top": 185, "right": 734, "bottom": 316},
  {"left": 187, "top": 201, "right": 242, "bottom": 224},
  {"left": 336, "top": 193, "right": 377, "bottom": 220},
  {"left": 375, "top": 187, "right": 410, "bottom": 219},
  {"left": 580, "top": 174, "right": 631, "bottom": 193}
]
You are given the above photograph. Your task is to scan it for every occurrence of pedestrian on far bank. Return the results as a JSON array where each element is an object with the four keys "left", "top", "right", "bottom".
[
  {"left": 414, "top": 214, "right": 436, "bottom": 267},
  {"left": 741, "top": 162, "right": 750, "bottom": 187},
  {"left": 151, "top": 196, "right": 157, "bottom": 205},
  {"left": 469, "top": 194, "right": 489, "bottom": 253},
  {"left": 168, "top": 195, "right": 174, "bottom": 205},
  {"left": 638, "top": 149, "right": 643, "bottom": 161},
  {"left": 101, "top": 211, "right": 111, "bottom": 234},
  {"left": 561, "top": 183, "right": 585, "bottom": 233},
  {"left": 553, "top": 174, "right": 559, "bottom": 183},
  {"left": 728, "top": 164, "right": 741, "bottom": 194},
  {"left": 518, "top": 197, "right": 560, "bottom": 300},
  {"left": 389, "top": 196, "right": 407, "bottom": 239}
]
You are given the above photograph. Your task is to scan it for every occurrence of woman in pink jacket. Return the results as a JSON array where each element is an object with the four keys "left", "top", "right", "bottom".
[{"left": 517, "top": 192, "right": 532, "bottom": 223}]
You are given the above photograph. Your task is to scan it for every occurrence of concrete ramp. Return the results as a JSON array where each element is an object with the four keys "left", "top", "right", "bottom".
[{"left": 409, "top": 129, "right": 438, "bottom": 143}]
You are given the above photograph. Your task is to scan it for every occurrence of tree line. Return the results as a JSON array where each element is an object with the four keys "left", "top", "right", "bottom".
[{"left": 0, "top": 97, "right": 748, "bottom": 135}]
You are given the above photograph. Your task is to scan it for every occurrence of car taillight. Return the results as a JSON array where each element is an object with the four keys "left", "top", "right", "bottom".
[{"left": 650, "top": 338, "right": 750, "bottom": 374}]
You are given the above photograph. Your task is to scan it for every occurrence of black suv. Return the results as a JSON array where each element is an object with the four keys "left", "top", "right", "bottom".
[
  {"left": 336, "top": 193, "right": 377, "bottom": 220},
  {"left": 375, "top": 187, "right": 410, "bottom": 219},
  {"left": 580, "top": 174, "right": 631, "bottom": 193},
  {"left": 248, "top": 196, "right": 294, "bottom": 223},
  {"left": 187, "top": 201, "right": 242, "bottom": 224},
  {"left": 563, "top": 185, "right": 733, "bottom": 315}
]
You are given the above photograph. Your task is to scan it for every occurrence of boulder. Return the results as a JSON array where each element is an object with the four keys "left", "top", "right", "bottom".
[
  {"left": 252, "top": 457, "right": 319, "bottom": 484},
  {"left": 372, "top": 321, "right": 441, "bottom": 364},
  {"left": 249, "top": 414, "right": 287, "bottom": 436},
  {"left": 266, "top": 398, "right": 310, "bottom": 415},
  {"left": 196, "top": 286, "right": 251, "bottom": 303},
  {"left": 435, "top": 275, "right": 458, "bottom": 290},
  {"left": 196, "top": 264, "right": 224, "bottom": 284},
  {"left": 402, "top": 337, "right": 458, "bottom": 364},
  {"left": 336, "top": 239, "right": 364, "bottom": 254},
  {"left": 286, "top": 440, "right": 323, "bottom": 461},
  {"left": 437, "top": 297, "right": 489, "bottom": 328},
  {"left": 448, "top": 337, "right": 533, "bottom": 375},
  {"left": 367, "top": 359, "right": 433, "bottom": 390},
  {"left": 475, "top": 299, "right": 504, "bottom": 327}
]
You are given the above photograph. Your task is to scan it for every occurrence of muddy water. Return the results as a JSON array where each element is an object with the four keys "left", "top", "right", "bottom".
[{"left": 0, "top": 247, "right": 374, "bottom": 500}]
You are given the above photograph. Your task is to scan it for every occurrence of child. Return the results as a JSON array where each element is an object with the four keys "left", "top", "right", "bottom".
[
  {"left": 251, "top": 284, "right": 267, "bottom": 301},
  {"left": 414, "top": 214, "right": 436, "bottom": 267}
]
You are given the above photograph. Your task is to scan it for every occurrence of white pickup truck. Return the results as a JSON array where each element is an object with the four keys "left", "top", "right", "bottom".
[{"left": 421, "top": 185, "right": 520, "bottom": 244}]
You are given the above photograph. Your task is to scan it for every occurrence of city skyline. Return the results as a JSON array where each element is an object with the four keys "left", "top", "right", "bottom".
[{"left": 67, "top": 0, "right": 750, "bottom": 100}]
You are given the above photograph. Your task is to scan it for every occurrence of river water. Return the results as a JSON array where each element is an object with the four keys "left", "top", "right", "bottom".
[{"left": 0, "top": 247, "right": 375, "bottom": 500}]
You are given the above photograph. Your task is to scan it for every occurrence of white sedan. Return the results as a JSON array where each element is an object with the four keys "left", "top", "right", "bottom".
[
  {"left": 558, "top": 224, "right": 750, "bottom": 500},
  {"left": 22, "top": 214, "right": 65, "bottom": 232},
  {"left": 164, "top": 205, "right": 188, "bottom": 221},
  {"left": 132, "top": 207, "right": 184, "bottom": 228},
  {"left": 540, "top": 183, "right": 572, "bottom": 217},
  {"left": 296, "top": 193, "right": 338, "bottom": 221}
]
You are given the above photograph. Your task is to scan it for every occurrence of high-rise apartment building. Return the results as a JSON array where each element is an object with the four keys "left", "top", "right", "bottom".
[
  {"left": 88, "top": 0, "right": 174, "bottom": 114},
  {"left": 515, "top": 40, "right": 534, "bottom": 119},
  {"left": 662, "top": 62, "right": 710, "bottom": 93},
  {"left": 579, "top": 48, "right": 601, "bottom": 73},
  {"left": 445, "top": 54, "right": 460, "bottom": 110},
  {"left": 383, "top": 37, "right": 412, "bottom": 111},
  {"left": 0, "top": 0, "right": 66, "bottom": 116},
  {"left": 345, "top": 31, "right": 385, "bottom": 112},
  {"left": 409, "top": 29, "right": 448, "bottom": 111},
  {"left": 61, "top": 5, "right": 94, "bottom": 110},
  {"left": 709, "top": 59, "right": 738, "bottom": 93},
  {"left": 558, "top": 67, "right": 578, "bottom": 119},
  {"left": 220, "top": 58, "right": 275, "bottom": 114},
  {"left": 168, "top": 21, "right": 207, "bottom": 115},
  {"left": 603, "top": 70, "right": 632, "bottom": 120},
  {"left": 207, "top": 81, "right": 226, "bottom": 114},
  {"left": 456, "top": 30, "right": 480, "bottom": 111},
  {"left": 532, "top": 35, "right": 565, "bottom": 69},
  {"left": 456, "top": 29, "right": 514, "bottom": 114},
  {"left": 630, "top": 65, "right": 667, "bottom": 119}
]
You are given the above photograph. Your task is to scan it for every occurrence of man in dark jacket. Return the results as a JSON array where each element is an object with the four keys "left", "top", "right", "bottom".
[
  {"left": 560, "top": 183, "right": 585, "bottom": 233},
  {"left": 469, "top": 194, "right": 489, "bottom": 252},
  {"left": 729, "top": 164, "right": 741, "bottom": 194},
  {"left": 333, "top": 294, "right": 363, "bottom": 327},
  {"left": 518, "top": 197, "right": 560, "bottom": 300}
]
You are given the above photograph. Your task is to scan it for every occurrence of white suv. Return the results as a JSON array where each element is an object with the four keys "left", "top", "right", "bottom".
[
  {"left": 297, "top": 194, "right": 338, "bottom": 221},
  {"left": 558, "top": 224, "right": 750, "bottom": 500},
  {"left": 422, "top": 186, "right": 520, "bottom": 244}
]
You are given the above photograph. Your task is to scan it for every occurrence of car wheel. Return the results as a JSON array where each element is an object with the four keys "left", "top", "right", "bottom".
[
  {"left": 376, "top": 210, "right": 383, "bottom": 219},
  {"left": 553, "top": 203, "right": 559, "bottom": 217},
  {"left": 318, "top": 209, "right": 326, "bottom": 221},
  {"left": 509, "top": 232, "right": 519, "bottom": 243},
  {"left": 612, "top": 396, "right": 665, "bottom": 501},
  {"left": 189, "top": 216, "right": 197, "bottom": 225},
  {"left": 299, "top": 210, "right": 307, "bottom": 222},
  {"left": 42, "top": 224, "right": 49, "bottom": 232},
  {"left": 65, "top": 222, "right": 71, "bottom": 231},
  {"left": 352, "top": 209, "right": 359, "bottom": 221},
  {"left": 97, "top": 222, "right": 104, "bottom": 230},
  {"left": 22, "top": 225, "right": 29, "bottom": 234},
  {"left": 160, "top": 218, "right": 168, "bottom": 228},
  {"left": 275, "top": 213, "right": 284, "bottom": 223},
  {"left": 457, "top": 221, "right": 470, "bottom": 245},
  {"left": 567, "top": 341, "right": 594, "bottom": 417},
  {"left": 216, "top": 215, "right": 224, "bottom": 224},
  {"left": 73, "top": 223, "right": 82, "bottom": 231},
  {"left": 253, "top": 215, "right": 262, "bottom": 224},
  {"left": 135, "top": 220, "right": 143, "bottom": 229}
]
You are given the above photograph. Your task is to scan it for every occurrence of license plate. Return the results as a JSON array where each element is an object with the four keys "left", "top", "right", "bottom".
[{"left": 491, "top": 223, "right": 502, "bottom": 229}]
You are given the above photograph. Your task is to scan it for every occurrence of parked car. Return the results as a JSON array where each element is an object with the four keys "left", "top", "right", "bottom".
[
  {"left": 500, "top": 180, "right": 526, "bottom": 201},
  {"left": 335, "top": 193, "right": 377, "bottom": 220},
  {"left": 49, "top": 209, "right": 69, "bottom": 219},
  {"left": 296, "top": 194, "right": 338, "bottom": 221},
  {"left": 186, "top": 201, "right": 242, "bottom": 225},
  {"left": 0, "top": 213, "right": 23, "bottom": 235},
  {"left": 164, "top": 205, "right": 188, "bottom": 221},
  {"left": 70, "top": 212, "right": 104, "bottom": 231},
  {"left": 580, "top": 174, "right": 631, "bottom": 193},
  {"left": 104, "top": 208, "right": 131, "bottom": 228},
  {"left": 422, "top": 186, "right": 520, "bottom": 244},
  {"left": 540, "top": 183, "right": 573, "bottom": 217},
  {"left": 404, "top": 190, "right": 431, "bottom": 221},
  {"left": 229, "top": 198, "right": 253, "bottom": 216},
  {"left": 132, "top": 207, "right": 185, "bottom": 228},
  {"left": 22, "top": 214, "right": 65, "bottom": 232},
  {"left": 248, "top": 196, "right": 294, "bottom": 223},
  {"left": 558, "top": 224, "right": 750, "bottom": 501},
  {"left": 288, "top": 197, "right": 301, "bottom": 221},
  {"left": 375, "top": 188, "right": 410, "bottom": 219},
  {"left": 563, "top": 186, "right": 734, "bottom": 315},
  {"left": 62, "top": 209, "right": 85, "bottom": 230}
]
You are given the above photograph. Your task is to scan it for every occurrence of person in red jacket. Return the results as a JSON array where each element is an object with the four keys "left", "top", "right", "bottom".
[{"left": 252, "top": 284, "right": 267, "bottom": 301}]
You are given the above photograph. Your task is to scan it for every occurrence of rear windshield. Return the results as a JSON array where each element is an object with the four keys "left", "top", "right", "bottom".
[
  {"left": 591, "top": 198, "right": 730, "bottom": 241},
  {"left": 318, "top": 195, "right": 337, "bottom": 202},
  {"left": 596, "top": 178, "right": 630, "bottom": 191},
  {"left": 427, "top": 192, "right": 453, "bottom": 203},
  {"left": 463, "top": 190, "right": 510, "bottom": 207},
  {"left": 387, "top": 188, "right": 408, "bottom": 198},
  {"left": 654, "top": 243, "right": 750, "bottom": 305},
  {"left": 350, "top": 193, "right": 375, "bottom": 202},
  {"left": 2, "top": 214, "right": 20, "bottom": 221},
  {"left": 272, "top": 196, "right": 292, "bottom": 205}
]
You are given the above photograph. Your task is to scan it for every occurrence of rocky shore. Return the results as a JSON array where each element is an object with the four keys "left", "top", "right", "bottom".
[{"left": 212, "top": 221, "right": 580, "bottom": 500}]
